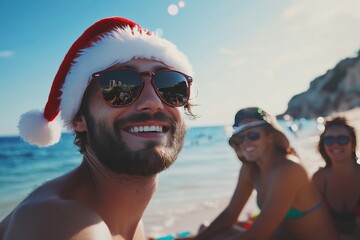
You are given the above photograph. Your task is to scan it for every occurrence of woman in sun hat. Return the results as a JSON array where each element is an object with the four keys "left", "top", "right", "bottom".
[{"left": 187, "top": 107, "right": 338, "bottom": 240}]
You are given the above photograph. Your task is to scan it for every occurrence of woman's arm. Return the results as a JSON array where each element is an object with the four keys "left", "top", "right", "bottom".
[{"left": 193, "top": 164, "right": 255, "bottom": 240}]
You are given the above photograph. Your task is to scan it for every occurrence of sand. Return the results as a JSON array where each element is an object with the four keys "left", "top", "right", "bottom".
[{"left": 145, "top": 192, "right": 259, "bottom": 238}]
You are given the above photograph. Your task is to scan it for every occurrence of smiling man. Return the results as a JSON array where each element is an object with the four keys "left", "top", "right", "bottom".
[{"left": 0, "top": 17, "right": 195, "bottom": 240}]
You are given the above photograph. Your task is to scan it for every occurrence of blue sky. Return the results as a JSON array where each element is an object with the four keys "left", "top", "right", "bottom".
[{"left": 1, "top": 0, "right": 360, "bottom": 136}]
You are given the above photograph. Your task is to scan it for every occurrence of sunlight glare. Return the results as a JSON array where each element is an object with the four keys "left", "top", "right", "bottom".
[
  {"left": 168, "top": 4, "right": 179, "bottom": 15},
  {"left": 155, "top": 28, "right": 164, "bottom": 37}
]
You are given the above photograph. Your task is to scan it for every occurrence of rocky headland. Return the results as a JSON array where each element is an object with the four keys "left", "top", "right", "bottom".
[{"left": 279, "top": 50, "right": 360, "bottom": 119}]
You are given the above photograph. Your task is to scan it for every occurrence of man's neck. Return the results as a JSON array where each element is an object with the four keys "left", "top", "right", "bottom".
[{"left": 83, "top": 147, "right": 158, "bottom": 238}]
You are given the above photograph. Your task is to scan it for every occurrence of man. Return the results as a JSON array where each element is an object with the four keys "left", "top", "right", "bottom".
[{"left": 0, "top": 17, "right": 195, "bottom": 240}]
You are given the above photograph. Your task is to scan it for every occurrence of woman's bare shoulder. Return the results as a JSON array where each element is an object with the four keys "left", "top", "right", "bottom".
[
  {"left": 277, "top": 159, "right": 308, "bottom": 177},
  {"left": 311, "top": 167, "right": 327, "bottom": 185},
  {"left": 269, "top": 160, "right": 311, "bottom": 191}
]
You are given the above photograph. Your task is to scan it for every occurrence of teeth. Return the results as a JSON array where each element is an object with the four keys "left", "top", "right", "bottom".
[
  {"left": 332, "top": 149, "right": 342, "bottom": 154},
  {"left": 130, "top": 126, "right": 163, "bottom": 133},
  {"left": 245, "top": 147, "right": 255, "bottom": 152}
]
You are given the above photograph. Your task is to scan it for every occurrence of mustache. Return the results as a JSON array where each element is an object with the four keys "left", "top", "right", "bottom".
[{"left": 113, "top": 112, "right": 176, "bottom": 130}]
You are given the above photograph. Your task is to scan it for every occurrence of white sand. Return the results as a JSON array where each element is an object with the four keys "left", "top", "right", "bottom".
[{"left": 145, "top": 193, "right": 259, "bottom": 238}]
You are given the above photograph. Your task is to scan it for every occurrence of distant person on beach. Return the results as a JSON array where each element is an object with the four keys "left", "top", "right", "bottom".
[
  {"left": 0, "top": 17, "right": 195, "bottom": 240},
  {"left": 312, "top": 116, "right": 360, "bottom": 239},
  {"left": 186, "top": 107, "right": 338, "bottom": 240}
]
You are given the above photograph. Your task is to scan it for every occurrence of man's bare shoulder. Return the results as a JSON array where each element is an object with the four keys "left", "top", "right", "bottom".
[{"left": 2, "top": 196, "right": 112, "bottom": 240}]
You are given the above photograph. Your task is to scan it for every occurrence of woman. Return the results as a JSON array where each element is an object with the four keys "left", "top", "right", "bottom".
[
  {"left": 188, "top": 107, "right": 338, "bottom": 240},
  {"left": 312, "top": 117, "right": 360, "bottom": 239}
]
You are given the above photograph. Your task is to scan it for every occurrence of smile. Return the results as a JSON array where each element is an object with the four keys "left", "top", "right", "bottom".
[
  {"left": 129, "top": 125, "right": 163, "bottom": 133},
  {"left": 244, "top": 146, "right": 255, "bottom": 152}
]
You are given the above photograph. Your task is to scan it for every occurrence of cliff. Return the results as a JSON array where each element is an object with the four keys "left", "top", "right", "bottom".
[{"left": 279, "top": 50, "right": 360, "bottom": 119}]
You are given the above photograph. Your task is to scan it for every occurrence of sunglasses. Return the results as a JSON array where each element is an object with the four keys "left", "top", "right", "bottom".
[
  {"left": 92, "top": 68, "right": 193, "bottom": 107},
  {"left": 323, "top": 135, "right": 350, "bottom": 146},
  {"left": 232, "top": 130, "right": 261, "bottom": 145}
]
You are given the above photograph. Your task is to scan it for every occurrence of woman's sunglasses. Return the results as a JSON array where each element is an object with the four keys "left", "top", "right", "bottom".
[
  {"left": 92, "top": 68, "right": 193, "bottom": 107},
  {"left": 323, "top": 135, "right": 350, "bottom": 146},
  {"left": 231, "top": 130, "right": 261, "bottom": 145}
]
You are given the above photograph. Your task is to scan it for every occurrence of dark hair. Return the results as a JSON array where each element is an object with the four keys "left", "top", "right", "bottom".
[
  {"left": 73, "top": 83, "right": 197, "bottom": 154},
  {"left": 318, "top": 116, "right": 358, "bottom": 167},
  {"left": 73, "top": 86, "right": 91, "bottom": 154},
  {"left": 262, "top": 124, "right": 298, "bottom": 157},
  {"left": 184, "top": 102, "right": 197, "bottom": 120}
]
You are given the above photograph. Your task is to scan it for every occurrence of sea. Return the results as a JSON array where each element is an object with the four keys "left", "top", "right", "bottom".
[{"left": 0, "top": 119, "right": 332, "bottom": 236}]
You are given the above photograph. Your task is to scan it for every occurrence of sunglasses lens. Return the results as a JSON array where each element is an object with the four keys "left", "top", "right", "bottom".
[
  {"left": 324, "top": 135, "right": 350, "bottom": 146},
  {"left": 337, "top": 135, "right": 350, "bottom": 145},
  {"left": 324, "top": 136, "right": 335, "bottom": 146},
  {"left": 247, "top": 131, "right": 260, "bottom": 141},
  {"left": 95, "top": 69, "right": 191, "bottom": 107},
  {"left": 97, "top": 70, "right": 142, "bottom": 107},
  {"left": 153, "top": 71, "right": 190, "bottom": 107},
  {"left": 234, "top": 130, "right": 261, "bottom": 145}
]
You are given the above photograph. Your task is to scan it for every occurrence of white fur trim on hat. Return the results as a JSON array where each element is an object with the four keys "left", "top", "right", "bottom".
[
  {"left": 18, "top": 109, "right": 62, "bottom": 146},
  {"left": 60, "top": 26, "right": 193, "bottom": 129}
]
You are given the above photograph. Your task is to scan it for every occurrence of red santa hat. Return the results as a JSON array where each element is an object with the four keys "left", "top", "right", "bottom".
[{"left": 18, "top": 16, "right": 193, "bottom": 147}]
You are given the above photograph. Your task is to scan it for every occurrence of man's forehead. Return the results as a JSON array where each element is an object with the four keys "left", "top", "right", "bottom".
[{"left": 111, "top": 58, "right": 171, "bottom": 72}]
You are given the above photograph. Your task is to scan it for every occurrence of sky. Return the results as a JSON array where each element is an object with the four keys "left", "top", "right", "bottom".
[{"left": 1, "top": 0, "right": 360, "bottom": 136}]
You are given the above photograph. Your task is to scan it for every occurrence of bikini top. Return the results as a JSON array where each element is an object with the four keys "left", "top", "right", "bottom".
[
  {"left": 257, "top": 200, "right": 324, "bottom": 220},
  {"left": 285, "top": 201, "right": 324, "bottom": 220},
  {"left": 323, "top": 176, "right": 360, "bottom": 222}
]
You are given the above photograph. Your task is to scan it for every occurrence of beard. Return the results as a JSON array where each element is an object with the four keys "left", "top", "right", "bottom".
[{"left": 84, "top": 110, "right": 186, "bottom": 176}]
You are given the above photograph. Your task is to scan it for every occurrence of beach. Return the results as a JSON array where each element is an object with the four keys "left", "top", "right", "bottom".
[
  {"left": 143, "top": 108, "right": 360, "bottom": 238},
  {"left": 1, "top": 109, "right": 360, "bottom": 239}
]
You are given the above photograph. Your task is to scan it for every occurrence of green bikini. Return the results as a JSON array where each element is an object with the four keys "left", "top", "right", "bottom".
[{"left": 285, "top": 201, "right": 324, "bottom": 220}]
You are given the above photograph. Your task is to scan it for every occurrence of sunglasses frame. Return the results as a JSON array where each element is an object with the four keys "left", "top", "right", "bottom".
[
  {"left": 323, "top": 135, "right": 351, "bottom": 146},
  {"left": 91, "top": 68, "right": 193, "bottom": 108},
  {"left": 232, "top": 129, "right": 262, "bottom": 145}
]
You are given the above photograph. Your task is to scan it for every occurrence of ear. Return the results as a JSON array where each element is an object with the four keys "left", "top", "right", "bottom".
[{"left": 72, "top": 115, "right": 88, "bottom": 132}]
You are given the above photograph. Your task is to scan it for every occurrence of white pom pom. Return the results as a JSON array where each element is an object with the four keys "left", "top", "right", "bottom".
[{"left": 18, "top": 109, "right": 62, "bottom": 147}]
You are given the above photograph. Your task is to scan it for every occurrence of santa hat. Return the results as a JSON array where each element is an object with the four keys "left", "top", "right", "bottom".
[{"left": 18, "top": 16, "right": 193, "bottom": 147}]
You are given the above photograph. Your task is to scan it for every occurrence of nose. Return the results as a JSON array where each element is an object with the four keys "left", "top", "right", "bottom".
[{"left": 134, "top": 77, "right": 164, "bottom": 112}]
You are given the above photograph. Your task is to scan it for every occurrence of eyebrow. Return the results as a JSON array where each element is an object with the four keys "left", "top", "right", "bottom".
[{"left": 117, "top": 64, "right": 170, "bottom": 72}]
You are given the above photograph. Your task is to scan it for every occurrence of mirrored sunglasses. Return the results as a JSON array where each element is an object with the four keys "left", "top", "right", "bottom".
[
  {"left": 232, "top": 130, "right": 261, "bottom": 145},
  {"left": 324, "top": 135, "right": 350, "bottom": 146},
  {"left": 92, "top": 68, "right": 193, "bottom": 107}
]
